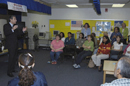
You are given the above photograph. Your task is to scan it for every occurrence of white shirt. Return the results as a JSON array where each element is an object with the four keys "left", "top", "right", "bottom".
[
  {"left": 113, "top": 41, "right": 123, "bottom": 50},
  {"left": 122, "top": 29, "right": 124, "bottom": 35},
  {"left": 61, "top": 37, "right": 65, "bottom": 42},
  {"left": 125, "top": 46, "right": 130, "bottom": 56},
  {"left": 9, "top": 22, "right": 14, "bottom": 32}
]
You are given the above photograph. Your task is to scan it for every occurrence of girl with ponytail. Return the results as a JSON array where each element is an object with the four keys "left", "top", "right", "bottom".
[{"left": 8, "top": 53, "right": 48, "bottom": 86}]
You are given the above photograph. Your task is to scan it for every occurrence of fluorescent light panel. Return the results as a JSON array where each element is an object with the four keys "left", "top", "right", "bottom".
[
  {"left": 112, "top": 4, "right": 125, "bottom": 7},
  {"left": 66, "top": 4, "right": 78, "bottom": 8}
]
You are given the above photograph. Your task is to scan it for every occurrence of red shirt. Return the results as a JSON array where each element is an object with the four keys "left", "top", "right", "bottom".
[
  {"left": 51, "top": 40, "right": 64, "bottom": 52},
  {"left": 98, "top": 43, "right": 111, "bottom": 54}
]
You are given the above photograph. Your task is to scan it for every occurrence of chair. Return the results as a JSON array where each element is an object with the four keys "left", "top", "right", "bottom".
[
  {"left": 59, "top": 45, "right": 77, "bottom": 63},
  {"left": 110, "top": 44, "right": 128, "bottom": 60}
]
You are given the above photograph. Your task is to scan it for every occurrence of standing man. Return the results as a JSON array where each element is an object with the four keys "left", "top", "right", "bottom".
[{"left": 3, "top": 15, "right": 27, "bottom": 77}]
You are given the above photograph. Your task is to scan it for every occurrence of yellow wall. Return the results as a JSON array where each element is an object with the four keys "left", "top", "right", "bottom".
[{"left": 49, "top": 20, "right": 129, "bottom": 39}]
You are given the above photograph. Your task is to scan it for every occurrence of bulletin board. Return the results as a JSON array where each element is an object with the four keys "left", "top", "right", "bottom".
[{"left": 49, "top": 20, "right": 129, "bottom": 39}]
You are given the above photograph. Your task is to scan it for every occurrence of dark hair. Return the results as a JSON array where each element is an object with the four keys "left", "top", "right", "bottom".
[
  {"left": 9, "top": 15, "right": 16, "bottom": 22},
  {"left": 18, "top": 53, "right": 36, "bottom": 86},
  {"left": 116, "top": 35, "right": 122, "bottom": 44},
  {"left": 79, "top": 33, "right": 84, "bottom": 39},
  {"left": 102, "top": 36, "right": 110, "bottom": 45},
  {"left": 114, "top": 27, "right": 120, "bottom": 33},
  {"left": 87, "top": 35, "right": 95, "bottom": 46},
  {"left": 60, "top": 32, "right": 65, "bottom": 38},
  {"left": 68, "top": 32, "right": 72, "bottom": 37},
  {"left": 56, "top": 34, "right": 61, "bottom": 40},
  {"left": 84, "top": 23, "right": 90, "bottom": 28},
  {"left": 91, "top": 33, "right": 96, "bottom": 37}
]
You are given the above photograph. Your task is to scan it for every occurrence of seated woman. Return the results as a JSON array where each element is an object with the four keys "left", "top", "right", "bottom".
[
  {"left": 91, "top": 33, "right": 98, "bottom": 48},
  {"left": 76, "top": 33, "right": 85, "bottom": 54},
  {"left": 50, "top": 34, "right": 64, "bottom": 64},
  {"left": 64, "top": 32, "right": 75, "bottom": 45},
  {"left": 110, "top": 36, "right": 123, "bottom": 60},
  {"left": 99, "top": 32, "right": 108, "bottom": 45},
  {"left": 92, "top": 36, "right": 111, "bottom": 71},
  {"left": 60, "top": 32, "right": 65, "bottom": 42},
  {"left": 110, "top": 27, "right": 122, "bottom": 45},
  {"left": 8, "top": 53, "right": 48, "bottom": 86},
  {"left": 120, "top": 44, "right": 130, "bottom": 57},
  {"left": 73, "top": 35, "right": 94, "bottom": 69}
]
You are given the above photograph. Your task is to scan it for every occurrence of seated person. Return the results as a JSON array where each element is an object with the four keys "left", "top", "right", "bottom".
[
  {"left": 92, "top": 36, "right": 111, "bottom": 71},
  {"left": 99, "top": 32, "right": 108, "bottom": 45},
  {"left": 60, "top": 32, "right": 65, "bottom": 42},
  {"left": 110, "top": 27, "right": 122, "bottom": 45},
  {"left": 8, "top": 53, "right": 48, "bottom": 86},
  {"left": 65, "top": 32, "right": 75, "bottom": 45},
  {"left": 50, "top": 34, "right": 64, "bottom": 64},
  {"left": 101, "top": 57, "right": 130, "bottom": 86},
  {"left": 110, "top": 36, "right": 123, "bottom": 60},
  {"left": 76, "top": 33, "right": 85, "bottom": 54},
  {"left": 91, "top": 33, "right": 98, "bottom": 48},
  {"left": 73, "top": 35, "right": 94, "bottom": 69},
  {"left": 120, "top": 43, "right": 130, "bottom": 57}
]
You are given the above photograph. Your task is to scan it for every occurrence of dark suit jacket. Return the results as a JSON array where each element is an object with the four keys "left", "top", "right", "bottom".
[{"left": 3, "top": 23, "right": 23, "bottom": 49}]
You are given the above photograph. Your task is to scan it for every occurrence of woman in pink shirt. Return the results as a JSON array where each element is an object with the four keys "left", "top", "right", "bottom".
[{"left": 50, "top": 34, "right": 64, "bottom": 64}]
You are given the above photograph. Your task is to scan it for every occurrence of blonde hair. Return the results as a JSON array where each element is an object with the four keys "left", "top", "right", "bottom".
[{"left": 103, "top": 32, "right": 108, "bottom": 36}]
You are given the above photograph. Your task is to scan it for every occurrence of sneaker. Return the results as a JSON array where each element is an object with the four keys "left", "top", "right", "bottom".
[
  {"left": 51, "top": 61, "right": 55, "bottom": 64},
  {"left": 54, "top": 61, "right": 57, "bottom": 64},
  {"left": 47, "top": 61, "right": 51, "bottom": 64},
  {"left": 73, "top": 64, "right": 77, "bottom": 67},
  {"left": 74, "top": 65, "right": 81, "bottom": 69}
]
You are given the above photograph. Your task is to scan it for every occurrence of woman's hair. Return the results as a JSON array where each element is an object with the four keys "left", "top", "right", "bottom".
[
  {"left": 122, "top": 23, "right": 126, "bottom": 27},
  {"left": 91, "top": 33, "right": 96, "bottom": 37},
  {"left": 79, "top": 33, "right": 84, "bottom": 39},
  {"left": 102, "top": 36, "right": 110, "bottom": 45},
  {"left": 87, "top": 35, "right": 95, "bottom": 46},
  {"left": 18, "top": 53, "right": 36, "bottom": 86},
  {"left": 56, "top": 34, "right": 61, "bottom": 40},
  {"left": 116, "top": 35, "right": 122, "bottom": 44},
  {"left": 60, "top": 32, "right": 65, "bottom": 38},
  {"left": 114, "top": 27, "right": 120, "bottom": 32},
  {"left": 84, "top": 23, "right": 90, "bottom": 28}
]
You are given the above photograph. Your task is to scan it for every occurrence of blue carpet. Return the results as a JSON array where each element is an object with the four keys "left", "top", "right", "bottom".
[{"left": 0, "top": 50, "right": 116, "bottom": 86}]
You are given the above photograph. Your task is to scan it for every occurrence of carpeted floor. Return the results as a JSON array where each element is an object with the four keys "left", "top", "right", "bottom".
[{"left": 0, "top": 49, "right": 116, "bottom": 86}]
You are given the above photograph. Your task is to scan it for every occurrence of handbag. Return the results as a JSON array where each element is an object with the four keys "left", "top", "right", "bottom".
[{"left": 88, "top": 58, "right": 95, "bottom": 68}]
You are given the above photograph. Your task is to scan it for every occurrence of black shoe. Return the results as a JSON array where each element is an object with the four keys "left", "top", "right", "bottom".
[
  {"left": 7, "top": 73, "right": 14, "bottom": 77},
  {"left": 12, "top": 70, "right": 18, "bottom": 73}
]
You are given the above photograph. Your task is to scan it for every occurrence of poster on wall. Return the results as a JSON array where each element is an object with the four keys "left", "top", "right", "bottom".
[
  {"left": 114, "top": 21, "right": 123, "bottom": 28},
  {"left": 71, "top": 20, "right": 82, "bottom": 30},
  {"left": 96, "top": 22, "right": 111, "bottom": 31}
]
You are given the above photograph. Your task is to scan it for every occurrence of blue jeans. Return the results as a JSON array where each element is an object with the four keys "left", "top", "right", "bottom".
[{"left": 50, "top": 51, "right": 62, "bottom": 61}]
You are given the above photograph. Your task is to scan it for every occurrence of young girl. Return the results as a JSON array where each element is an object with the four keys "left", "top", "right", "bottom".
[
  {"left": 8, "top": 53, "right": 48, "bottom": 86},
  {"left": 73, "top": 35, "right": 94, "bottom": 69},
  {"left": 92, "top": 36, "right": 111, "bottom": 71},
  {"left": 110, "top": 36, "right": 123, "bottom": 60}
]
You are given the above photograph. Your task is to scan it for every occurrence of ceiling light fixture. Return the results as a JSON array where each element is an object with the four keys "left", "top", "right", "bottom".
[
  {"left": 66, "top": 4, "right": 78, "bottom": 8},
  {"left": 112, "top": 4, "right": 125, "bottom": 7}
]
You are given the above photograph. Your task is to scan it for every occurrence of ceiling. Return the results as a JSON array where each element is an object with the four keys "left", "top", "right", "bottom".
[{"left": 41, "top": 0, "right": 130, "bottom": 8}]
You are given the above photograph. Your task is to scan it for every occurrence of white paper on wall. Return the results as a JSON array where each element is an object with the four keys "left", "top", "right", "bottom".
[
  {"left": 65, "top": 22, "right": 70, "bottom": 26},
  {"left": 92, "top": 27, "right": 95, "bottom": 32},
  {"left": 95, "top": 31, "right": 100, "bottom": 36},
  {"left": 50, "top": 24, "right": 54, "bottom": 28}
]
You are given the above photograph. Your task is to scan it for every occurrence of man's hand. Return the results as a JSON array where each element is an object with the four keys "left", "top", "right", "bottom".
[
  {"left": 22, "top": 27, "right": 27, "bottom": 32},
  {"left": 12, "top": 25, "right": 18, "bottom": 30}
]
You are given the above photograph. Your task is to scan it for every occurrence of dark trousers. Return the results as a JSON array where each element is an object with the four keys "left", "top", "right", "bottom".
[
  {"left": 76, "top": 47, "right": 84, "bottom": 54},
  {"left": 75, "top": 50, "right": 92, "bottom": 65},
  {"left": 7, "top": 47, "right": 18, "bottom": 74},
  {"left": 110, "top": 50, "right": 120, "bottom": 60},
  {"left": 123, "top": 39, "right": 127, "bottom": 44}
]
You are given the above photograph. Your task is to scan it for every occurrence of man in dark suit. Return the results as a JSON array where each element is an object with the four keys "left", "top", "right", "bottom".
[{"left": 3, "top": 15, "right": 27, "bottom": 77}]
